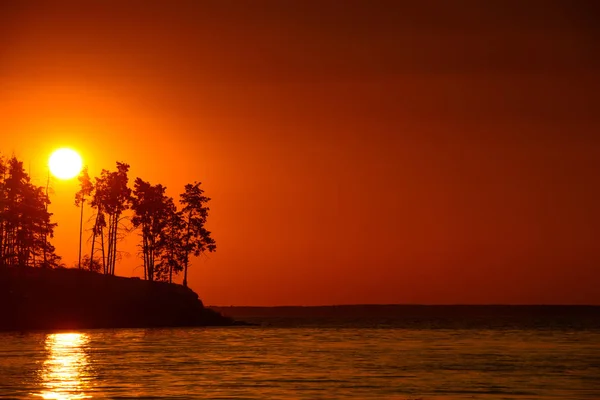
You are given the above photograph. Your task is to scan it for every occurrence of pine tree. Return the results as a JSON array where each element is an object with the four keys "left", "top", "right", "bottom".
[
  {"left": 179, "top": 182, "right": 216, "bottom": 288},
  {"left": 131, "top": 178, "right": 179, "bottom": 282},
  {"left": 159, "top": 208, "right": 185, "bottom": 283},
  {"left": 89, "top": 162, "right": 131, "bottom": 275},
  {"left": 75, "top": 167, "right": 93, "bottom": 269},
  {"left": 0, "top": 155, "right": 59, "bottom": 268}
]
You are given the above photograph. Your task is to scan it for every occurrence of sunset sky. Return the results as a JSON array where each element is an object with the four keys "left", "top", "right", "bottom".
[{"left": 1, "top": 1, "right": 599, "bottom": 305}]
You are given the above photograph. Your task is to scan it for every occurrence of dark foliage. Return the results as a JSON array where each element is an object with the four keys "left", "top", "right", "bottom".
[
  {"left": 131, "top": 178, "right": 179, "bottom": 282},
  {"left": 88, "top": 162, "right": 132, "bottom": 275},
  {"left": 68, "top": 160, "right": 218, "bottom": 285},
  {"left": 179, "top": 182, "right": 216, "bottom": 287},
  {"left": 0, "top": 154, "right": 60, "bottom": 268}
]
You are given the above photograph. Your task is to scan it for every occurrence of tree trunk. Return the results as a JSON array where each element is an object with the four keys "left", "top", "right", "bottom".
[
  {"left": 182, "top": 210, "right": 192, "bottom": 288},
  {"left": 142, "top": 232, "right": 148, "bottom": 280},
  {"left": 169, "top": 252, "right": 173, "bottom": 284},
  {"left": 78, "top": 196, "right": 85, "bottom": 269},
  {"left": 42, "top": 170, "right": 49, "bottom": 267},
  {"left": 106, "top": 214, "right": 113, "bottom": 275},
  {"left": 100, "top": 225, "right": 106, "bottom": 274},
  {"left": 148, "top": 236, "right": 154, "bottom": 281},
  {"left": 183, "top": 255, "right": 189, "bottom": 288},
  {"left": 90, "top": 212, "right": 99, "bottom": 272},
  {"left": 112, "top": 213, "right": 119, "bottom": 275}
]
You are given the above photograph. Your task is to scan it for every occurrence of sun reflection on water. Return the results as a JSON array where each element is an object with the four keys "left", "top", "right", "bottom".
[{"left": 37, "top": 333, "right": 92, "bottom": 400}]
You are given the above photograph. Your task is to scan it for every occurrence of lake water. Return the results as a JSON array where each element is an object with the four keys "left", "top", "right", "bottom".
[{"left": 0, "top": 315, "right": 599, "bottom": 399}]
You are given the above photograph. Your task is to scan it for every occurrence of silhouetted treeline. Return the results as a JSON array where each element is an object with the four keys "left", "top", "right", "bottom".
[
  {"left": 0, "top": 155, "right": 60, "bottom": 268},
  {"left": 1, "top": 154, "right": 215, "bottom": 288},
  {"left": 77, "top": 162, "right": 216, "bottom": 286}
]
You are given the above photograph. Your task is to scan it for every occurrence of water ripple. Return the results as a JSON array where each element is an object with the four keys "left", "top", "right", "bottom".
[{"left": 0, "top": 327, "right": 598, "bottom": 399}]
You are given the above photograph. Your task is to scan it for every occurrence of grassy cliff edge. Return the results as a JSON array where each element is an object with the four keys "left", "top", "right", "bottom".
[{"left": 0, "top": 266, "right": 235, "bottom": 331}]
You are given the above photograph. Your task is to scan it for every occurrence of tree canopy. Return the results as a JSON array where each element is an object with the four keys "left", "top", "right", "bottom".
[{"left": 0, "top": 155, "right": 60, "bottom": 268}]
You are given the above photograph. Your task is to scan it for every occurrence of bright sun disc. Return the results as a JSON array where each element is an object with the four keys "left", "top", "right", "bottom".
[{"left": 49, "top": 148, "right": 83, "bottom": 180}]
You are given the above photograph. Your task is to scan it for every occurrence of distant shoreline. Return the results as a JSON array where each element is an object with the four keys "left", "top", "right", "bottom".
[
  {"left": 210, "top": 304, "right": 600, "bottom": 329},
  {"left": 210, "top": 304, "right": 600, "bottom": 307}
]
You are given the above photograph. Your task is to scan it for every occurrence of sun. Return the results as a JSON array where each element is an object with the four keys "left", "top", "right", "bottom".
[{"left": 48, "top": 148, "right": 83, "bottom": 180}]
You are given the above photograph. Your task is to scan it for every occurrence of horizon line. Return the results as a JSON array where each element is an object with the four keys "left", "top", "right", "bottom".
[{"left": 208, "top": 303, "right": 600, "bottom": 308}]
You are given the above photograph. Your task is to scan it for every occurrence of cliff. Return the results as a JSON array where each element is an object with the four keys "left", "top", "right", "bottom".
[{"left": 0, "top": 266, "right": 235, "bottom": 331}]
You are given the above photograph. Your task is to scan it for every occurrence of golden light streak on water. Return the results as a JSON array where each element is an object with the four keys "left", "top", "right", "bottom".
[{"left": 36, "top": 333, "right": 92, "bottom": 400}]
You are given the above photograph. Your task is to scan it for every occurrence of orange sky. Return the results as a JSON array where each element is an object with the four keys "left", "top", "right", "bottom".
[{"left": 1, "top": 1, "right": 599, "bottom": 305}]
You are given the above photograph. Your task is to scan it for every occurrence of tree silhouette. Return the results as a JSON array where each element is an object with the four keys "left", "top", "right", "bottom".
[
  {"left": 131, "top": 178, "right": 176, "bottom": 281},
  {"left": 158, "top": 207, "right": 185, "bottom": 283},
  {"left": 89, "top": 162, "right": 131, "bottom": 275},
  {"left": 1, "top": 153, "right": 217, "bottom": 292},
  {"left": 131, "top": 179, "right": 216, "bottom": 285},
  {"left": 0, "top": 155, "right": 59, "bottom": 268},
  {"left": 179, "top": 182, "right": 216, "bottom": 287},
  {"left": 75, "top": 166, "right": 93, "bottom": 269}
]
